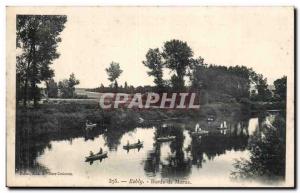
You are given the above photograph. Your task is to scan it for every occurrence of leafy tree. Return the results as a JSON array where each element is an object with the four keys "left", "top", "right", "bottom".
[
  {"left": 253, "top": 74, "right": 272, "bottom": 101},
  {"left": 114, "top": 81, "right": 118, "bottom": 90},
  {"left": 46, "top": 78, "right": 58, "bottom": 98},
  {"left": 16, "top": 15, "right": 67, "bottom": 106},
  {"left": 188, "top": 57, "right": 205, "bottom": 89},
  {"left": 68, "top": 73, "right": 80, "bottom": 90},
  {"left": 162, "top": 39, "right": 193, "bottom": 91},
  {"left": 58, "top": 73, "right": 80, "bottom": 98},
  {"left": 143, "top": 48, "right": 165, "bottom": 92},
  {"left": 274, "top": 76, "right": 287, "bottom": 102},
  {"left": 190, "top": 62, "right": 253, "bottom": 102},
  {"left": 105, "top": 62, "right": 123, "bottom": 88},
  {"left": 58, "top": 79, "right": 71, "bottom": 98}
]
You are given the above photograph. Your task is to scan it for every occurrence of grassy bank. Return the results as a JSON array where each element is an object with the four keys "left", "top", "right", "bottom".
[{"left": 16, "top": 101, "right": 249, "bottom": 136}]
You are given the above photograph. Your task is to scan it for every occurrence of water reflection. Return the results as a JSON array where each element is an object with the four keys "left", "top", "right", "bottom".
[
  {"left": 144, "top": 125, "right": 192, "bottom": 178},
  {"left": 231, "top": 111, "right": 286, "bottom": 183},
  {"left": 15, "top": 112, "right": 285, "bottom": 184}
]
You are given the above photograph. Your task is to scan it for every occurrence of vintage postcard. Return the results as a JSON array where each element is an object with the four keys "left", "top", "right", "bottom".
[{"left": 6, "top": 7, "right": 295, "bottom": 187}]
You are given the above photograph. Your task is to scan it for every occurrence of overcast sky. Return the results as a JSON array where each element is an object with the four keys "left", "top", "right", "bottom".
[{"left": 47, "top": 7, "right": 293, "bottom": 88}]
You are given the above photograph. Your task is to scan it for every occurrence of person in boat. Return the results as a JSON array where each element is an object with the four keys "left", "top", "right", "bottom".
[
  {"left": 195, "top": 123, "right": 204, "bottom": 133},
  {"left": 98, "top": 148, "right": 103, "bottom": 155},
  {"left": 89, "top": 151, "right": 94, "bottom": 156},
  {"left": 137, "top": 139, "right": 141, "bottom": 144},
  {"left": 195, "top": 123, "right": 200, "bottom": 132},
  {"left": 86, "top": 120, "right": 90, "bottom": 125},
  {"left": 127, "top": 140, "right": 129, "bottom": 146}
]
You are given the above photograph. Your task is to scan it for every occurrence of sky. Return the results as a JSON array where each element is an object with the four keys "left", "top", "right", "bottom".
[{"left": 47, "top": 7, "right": 293, "bottom": 88}]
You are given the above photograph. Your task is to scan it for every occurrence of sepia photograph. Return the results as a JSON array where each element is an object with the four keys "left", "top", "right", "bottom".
[{"left": 6, "top": 6, "right": 295, "bottom": 187}]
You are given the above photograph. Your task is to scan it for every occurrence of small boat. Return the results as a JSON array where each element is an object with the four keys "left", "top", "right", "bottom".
[
  {"left": 85, "top": 151, "right": 108, "bottom": 162},
  {"left": 156, "top": 136, "right": 176, "bottom": 142},
  {"left": 86, "top": 123, "right": 97, "bottom": 128},
  {"left": 191, "top": 130, "right": 209, "bottom": 136},
  {"left": 123, "top": 141, "right": 143, "bottom": 149}
]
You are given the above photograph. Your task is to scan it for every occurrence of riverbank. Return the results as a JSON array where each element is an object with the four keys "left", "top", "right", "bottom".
[{"left": 16, "top": 100, "right": 283, "bottom": 137}]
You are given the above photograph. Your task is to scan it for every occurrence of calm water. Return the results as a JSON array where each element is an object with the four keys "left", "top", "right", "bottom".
[{"left": 15, "top": 111, "right": 285, "bottom": 185}]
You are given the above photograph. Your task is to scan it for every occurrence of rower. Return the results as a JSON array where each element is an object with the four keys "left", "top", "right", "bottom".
[
  {"left": 90, "top": 151, "right": 94, "bottom": 156},
  {"left": 195, "top": 123, "right": 200, "bottom": 132},
  {"left": 86, "top": 120, "right": 91, "bottom": 125},
  {"left": 138, "top": 139, "right": 141, "bottom": 144},
  {"left": 98, "top": 148, "right": 103, "bottom": 154}
]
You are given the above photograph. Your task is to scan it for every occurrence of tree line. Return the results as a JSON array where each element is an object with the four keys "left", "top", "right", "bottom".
[
  {"left": 16, "top": 15, "right": 286, "bottom": 107},
  {"left": 16, "top": 15, "right": 83, "bottom": 105},
  {"left": 16, "top": 15, "right": 67, "bottom": 106},
  {"left": 46, "top": 73, "right": 80, "bottom": 98},
  {"left": 90, "top": 39, "right": 287, "bottom": 104}
]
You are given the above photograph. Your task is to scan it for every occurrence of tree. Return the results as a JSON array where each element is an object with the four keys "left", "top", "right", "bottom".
[
  {"left": 162, "top": 39, "right": 193, "bottom": 91},
  {"left": 274, "top": 76, "right": 287, "bottom": 102},
  {"left": 105, "top": 62, "right": 123, "bottom": 88},
  {"left": 58, "top": 79, "right": 71, "bottom": 98},
  {"left": 189, "top": 61, "right": 253, "bottom": 103},
  {"left": 188, "top": 57, "right": 205, "bottom": 89},
  {"left": 58, "top": 73, "right": 80, "bottom": 98},
  {"left": 254, "top": 75, "right": 272, "bottom": 101},
  {"left": 68, "top": 73, "right": 80, "bottom": 91},
  {"left": 124, "top": 81, "right": 128, "bottom": 90},
  {"left": 143, "top": 48, "right": 164, "bottom": 92},
  {"left": 46, "top": 78, "right": 58, "bottom": 98},
  {"left": 114, "top": 81, "right": 118, "bottom": 90},
  {"left": 16, "top": 15, "right": 67, "bottom": 106}
]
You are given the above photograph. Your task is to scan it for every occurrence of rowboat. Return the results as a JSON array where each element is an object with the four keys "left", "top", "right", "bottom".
[
  {"left": 156, "top": 136, "right": 176, "bottom": 142},
  {"left": 85, "top": 151, "right": 108, "bottom": 162},
  {"left": 123, "top": 142, "right": 143, "bottom": 149},
  {"left": 85, "top": 123, "right": 97, "bottom": 131},
  {"left": 191, "top": 130, "right": 209, "bottom": 136},
  {"left": 86, "top": 123, "right": 97, "bottom": 128}
]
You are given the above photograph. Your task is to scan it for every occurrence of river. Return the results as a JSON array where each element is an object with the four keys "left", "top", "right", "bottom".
[{"left": 15, "top": 111, "right": 286, "bottom": 186}]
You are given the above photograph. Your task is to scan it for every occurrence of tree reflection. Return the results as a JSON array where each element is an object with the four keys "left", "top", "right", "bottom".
[
  {"left": 231, "top": 113, "right": 286, "bottom": 182},
  {"left": 144, "top": 144, "right": 161, "bottom": 177},
  {"left": 144, "top": 124, "right": 192, "bottom": 178},
  {"left": 144, "top": 118, "right": 251, "bottom": 178},
  {"left": 189, "top": 121, "right": 249, "bottom": 166},
  {"left": 15, "top": 111, "right": 97, "bottom": 174},
  {"left": 102, "top": 124, "right": 136, "bottom": 151},
  {"left": 15, "top": 129, "right": 50, "bottom": 175}
]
